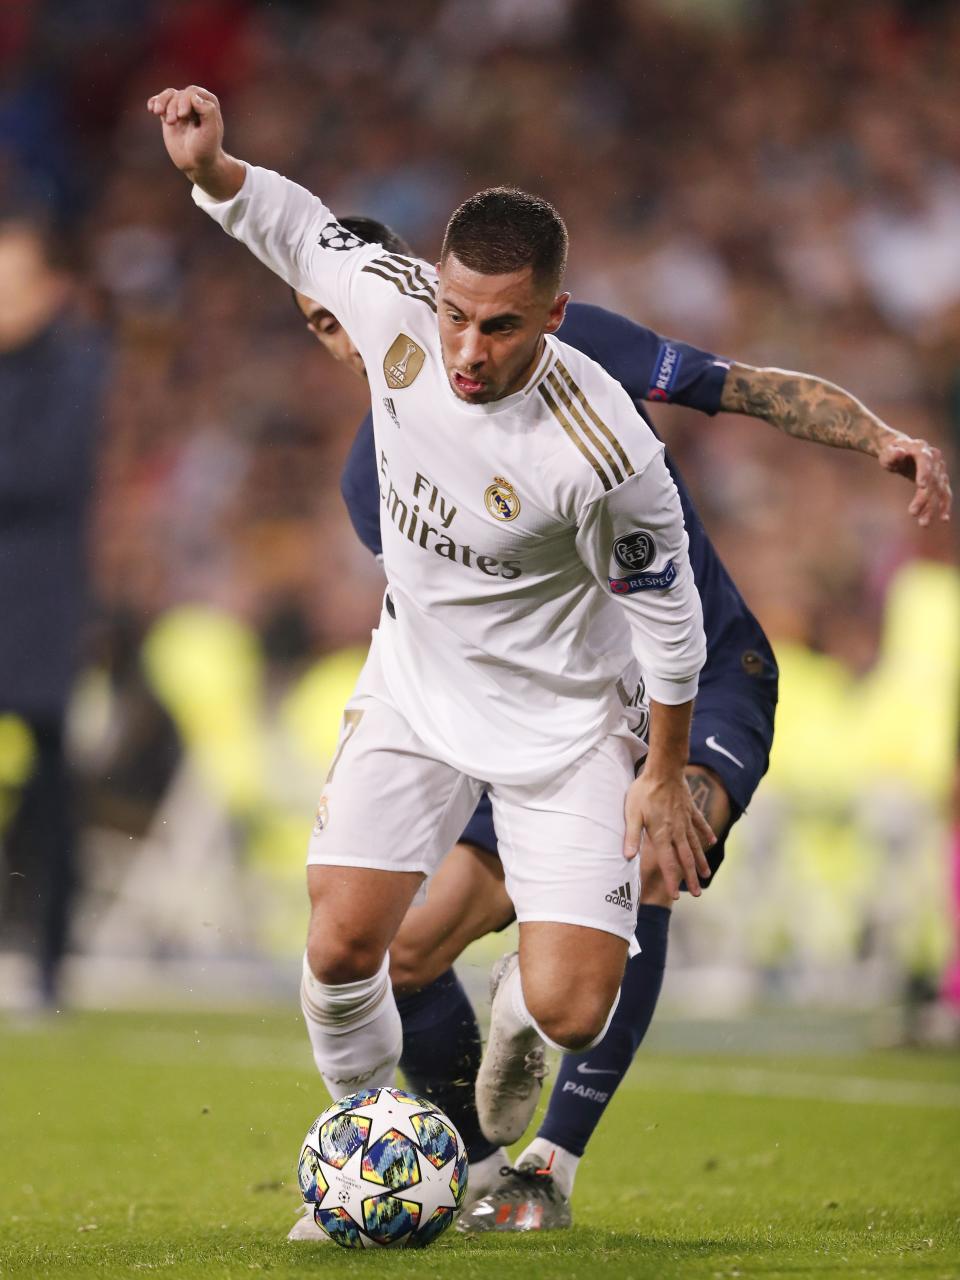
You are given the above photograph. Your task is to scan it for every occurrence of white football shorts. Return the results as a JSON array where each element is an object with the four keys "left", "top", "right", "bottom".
[{"left": 306, "top": 639, "right": 645, "bottom": 943}]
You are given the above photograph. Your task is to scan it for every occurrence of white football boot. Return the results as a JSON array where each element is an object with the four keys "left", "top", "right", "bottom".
[
  {"left": 286, "top": 1204, "right": 330, "bottom": 1242},
  {"left": 475, "top": 952, "right": 548, "bottom": 1146}
]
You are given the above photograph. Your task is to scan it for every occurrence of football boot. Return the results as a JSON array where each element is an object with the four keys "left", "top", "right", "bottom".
[
  {"left": 475, "top": 952, "right": 548, "bottom": 1146},
  {"left": 456, "top": 1159, "right": 572, "bottom": 1234}
]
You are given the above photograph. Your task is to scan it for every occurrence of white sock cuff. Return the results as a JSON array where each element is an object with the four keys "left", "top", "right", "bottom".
[
  {"left": 582, "top": 986, "right": 620, "bottom": 1052},
  {"left": 300, "top": 952, "right": 392, "bottom": 1033},
  {"left": 509, "top": 963, "right": 535, "bottom": 1031}
]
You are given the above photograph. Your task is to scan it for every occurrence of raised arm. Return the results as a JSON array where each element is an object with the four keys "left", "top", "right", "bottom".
[
  {"left": 720, "top": 363, "right": 952, "bottom": 528},
  {"left": 560, "top": 305, "right": 952, "bottom": 529},
  {"left": 147, "top": 85, "right": 395, "bottom": 348}
]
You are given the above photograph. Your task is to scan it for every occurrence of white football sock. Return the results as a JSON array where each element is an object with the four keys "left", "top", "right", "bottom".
[
  {"left": 300, "top": 952, "right": 402, "bottom": 1099},
  {"left": 517, "top": 1137, "right": 581, "bottom": 1199},
  {"left": 468, "top": 1148, "right": 510, "bottom": 1200}
]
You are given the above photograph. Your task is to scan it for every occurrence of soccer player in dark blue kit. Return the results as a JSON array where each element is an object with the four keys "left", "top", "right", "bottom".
[{"left": 289, "top": 217, "right": 951, "bottom": 1238}]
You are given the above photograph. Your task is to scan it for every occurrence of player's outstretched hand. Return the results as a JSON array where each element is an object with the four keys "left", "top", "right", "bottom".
[
  {"left": 147, "top": 86, "right": 222, "bottom": 174},
  {"left": 147, "top": 87, "right": 244, "bottom": 199},
  {"left": 878, "top": 435, "right": 952, "bottom": 527},
  {"left": 623, "top": 771, "right": 715, "bottom": 899}
]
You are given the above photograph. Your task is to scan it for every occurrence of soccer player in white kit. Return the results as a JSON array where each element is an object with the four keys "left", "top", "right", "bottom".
[{"left": 147, "top": 87, "right": 716, "bottom": 1129}]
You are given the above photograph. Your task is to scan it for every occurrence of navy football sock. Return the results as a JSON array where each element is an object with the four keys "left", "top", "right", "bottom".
[
  {"left": 396, "top": 968, "right": 499, "bottom": 1163},
  {"left": 537, "top": 903, "right": 671, "bottom": 1157}
]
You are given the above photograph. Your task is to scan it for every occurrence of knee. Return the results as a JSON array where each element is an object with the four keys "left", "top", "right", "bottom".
[
  {"left": 306, "top": 926, "right": 385, "bottom": 985},
  {"left": 523, "top": 989, "right": 613, "bottom": 1052}
]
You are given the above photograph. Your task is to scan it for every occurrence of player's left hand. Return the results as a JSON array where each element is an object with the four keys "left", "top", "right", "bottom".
[
  {"left": 147, "top": 86, "right": 224, "bottom": 178},
  {"left": 622, "top": 772, "right": 715, "bottom": 899},
  {"left": 878, "top": 435, "right": 952, "bottom": 527}
]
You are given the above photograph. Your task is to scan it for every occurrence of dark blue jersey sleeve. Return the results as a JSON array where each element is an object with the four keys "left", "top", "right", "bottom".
[
  {"left": 559, "top": 302, "right": 729, "bottom": 414},
  {"left": 340, "top": 410, "right": 383, "bottom": 558}
]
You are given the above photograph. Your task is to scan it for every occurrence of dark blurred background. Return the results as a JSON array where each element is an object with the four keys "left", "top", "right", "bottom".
[{"left": 0, "top": 0, "right": 957, "bottom": 1033}]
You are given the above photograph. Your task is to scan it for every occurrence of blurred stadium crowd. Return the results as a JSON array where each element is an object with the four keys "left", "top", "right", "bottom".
[{"left": 0, "top": 0, "right": 957, "bottom": 1022}]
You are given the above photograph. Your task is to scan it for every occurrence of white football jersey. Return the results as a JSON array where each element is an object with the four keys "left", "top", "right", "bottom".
[{"left": 195, "top": 166, "right": 706, "bottom": 785}]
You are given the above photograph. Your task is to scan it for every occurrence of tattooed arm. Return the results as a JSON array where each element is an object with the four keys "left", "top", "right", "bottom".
[{"left": 720, "top": 363, "right": 952, "bottom": 527}]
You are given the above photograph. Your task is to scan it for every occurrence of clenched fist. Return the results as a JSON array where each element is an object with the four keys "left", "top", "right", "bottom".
[{"left": 147, "top": 86, "right": 244, "bottom": 201}]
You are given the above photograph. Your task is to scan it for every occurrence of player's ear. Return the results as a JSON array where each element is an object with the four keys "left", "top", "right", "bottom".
[{"left": 544, "top": 291, "right": 571, "bottom": 335}]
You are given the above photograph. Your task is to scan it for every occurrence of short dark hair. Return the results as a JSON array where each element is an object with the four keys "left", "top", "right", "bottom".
[
  {"left": 337, "top": 215, "right": 412, "bottom": 257},
  {"left": 291, "top": 215, "right": 412, "bottom": 313},
  {"left": 441, "top": 188, "right": 568, "bottom": 294}
]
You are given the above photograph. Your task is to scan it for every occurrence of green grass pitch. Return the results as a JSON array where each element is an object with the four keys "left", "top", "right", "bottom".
[{"left": 1, "top": 1009, "right": 958, "bottom": 1279}]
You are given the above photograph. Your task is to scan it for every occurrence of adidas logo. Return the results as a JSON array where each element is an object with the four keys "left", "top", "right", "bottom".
[
  {"left": 605, "top": 881, "right": 633, "bottom": 910},
  {"left": 383, "top": 396, "right": 401, "bottom": 429}
]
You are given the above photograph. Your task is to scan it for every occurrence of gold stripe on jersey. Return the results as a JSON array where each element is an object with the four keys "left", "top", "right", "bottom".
[
  {"left": 523, "top": 342, "right": 555, "bottom": 395},
  {"left": 539, "top": 382, "right": 614, "bottom": 491},
  {"left": 555, "top": 360, "right": 634, "bottom": 478},
  {"left": 378, "top": 254, "right": 437, "bottom": 302},
  {"left": 385, "top": 254, "right": 437, "bottom": 300},
  {"left": 361, "top": 259, "right": 437, "bottom": 312},
  {"left": 545, "top": 369, "right": 626, "bottom": 487}
]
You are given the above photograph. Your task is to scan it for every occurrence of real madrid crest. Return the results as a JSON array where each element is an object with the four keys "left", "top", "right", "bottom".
[
  {"left": 484, "top": 476, "right": 521, "bottom": 522},
  {"left": 383, "top": 333, "right": 425, "bottom": 390}
]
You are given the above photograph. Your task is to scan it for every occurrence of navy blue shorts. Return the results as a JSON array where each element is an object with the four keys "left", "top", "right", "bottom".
[
  {"left": 456, "top": 669, "right": 777, "bottom": 889},
  {"left": 685, "top": 673, "right": 776, "bottom": 883},
  {"left": 459, "top": 790, "right": 497, "bottom": 856}
]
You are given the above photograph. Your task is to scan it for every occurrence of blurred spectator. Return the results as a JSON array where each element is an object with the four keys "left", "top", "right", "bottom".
[{"left": 0, "top": 213, "right": 108, "bottom": 1006}]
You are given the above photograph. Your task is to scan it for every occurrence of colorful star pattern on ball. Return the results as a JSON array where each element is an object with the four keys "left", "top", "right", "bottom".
[{"left": 297, "top": 1086, "right": 467, "bottom": 1249}]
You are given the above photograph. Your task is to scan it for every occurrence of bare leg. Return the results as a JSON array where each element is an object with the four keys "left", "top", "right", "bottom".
[
  {"left": 517, "top": 922, "right": 628, "bottom": 1050},
  {"left": 476, "top": 921, "right": 629, "bottom": 1146},
  {"left": 301, "top": 865, "right": 424, "bottom": 1096},
  {"left": 390, "top": 842, "right": 513, "bottom": 995},
  {"left": 306, "top": 864, "right": 424, "bottom": 982}
]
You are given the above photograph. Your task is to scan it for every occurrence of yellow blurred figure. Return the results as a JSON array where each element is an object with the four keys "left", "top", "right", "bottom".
[
  {"left": 852, "top": 560, "right": 960, "bottom": 796},
  {"left": 281, "top": 647, "right": 368, "bottom": 768},
  {"left": 141, "top": 605, "right": 369, "bottom": 953},
  {"left": 143, "top": 606, "right": 267, "bottom": 818},
  {"left": 0, "top": 714, "right": 36, "bottom": 830},
  {"left": 737, "top": 560, "right": 960, "bottom": 979}
]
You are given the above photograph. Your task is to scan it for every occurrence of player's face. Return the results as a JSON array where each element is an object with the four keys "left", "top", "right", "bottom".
[
  {"left": 436, "top": 254, "right": 569, "bottom": 404},
  {"left": 294, "top": 291, "right": 365, "bottom": 378}
]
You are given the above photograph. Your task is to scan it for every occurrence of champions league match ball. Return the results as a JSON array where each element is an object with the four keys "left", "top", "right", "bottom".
[{"left": 297, "top": 1086, "right": 468, "bottom": 1248}]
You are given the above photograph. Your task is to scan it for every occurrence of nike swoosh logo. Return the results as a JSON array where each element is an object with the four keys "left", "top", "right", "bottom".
[
  {"left": 704, "top": 735, "right": 744, "bottom": 769},
  {"left": 576, "top": 1064, "right": 619, "bottom": 1077}
]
